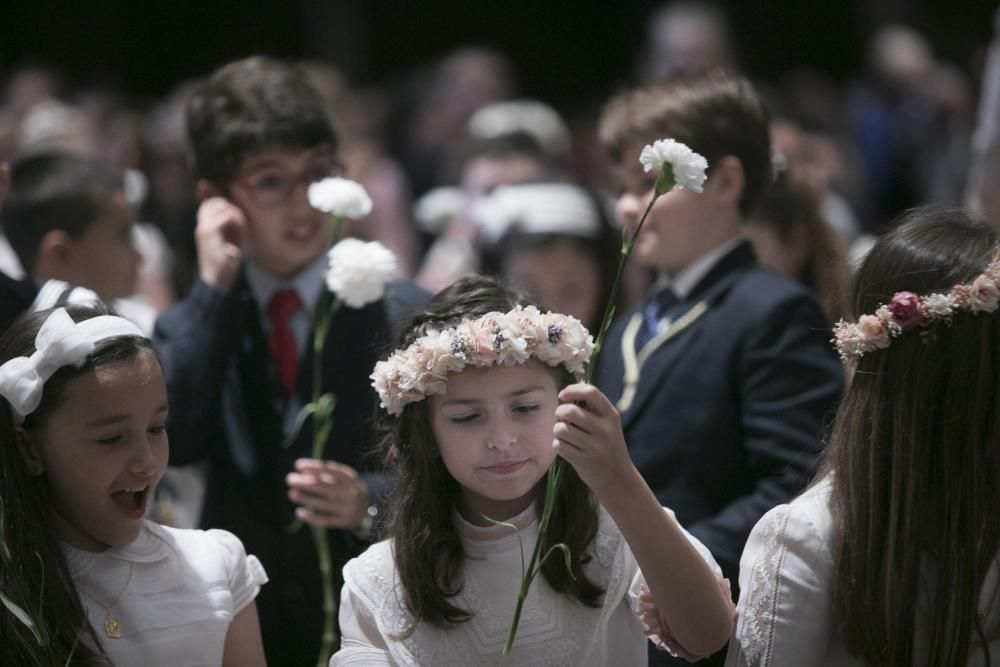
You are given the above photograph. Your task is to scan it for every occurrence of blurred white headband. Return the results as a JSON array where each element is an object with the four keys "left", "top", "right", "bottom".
[
  {"left": 467, "top": 99, "right": 571, "bottom": 159},
  {"left": 0, "top": 308, "right": 144, "bottom": 424},
  {"left": 474, "top": 182, "right": 601, "bottom": 245}
]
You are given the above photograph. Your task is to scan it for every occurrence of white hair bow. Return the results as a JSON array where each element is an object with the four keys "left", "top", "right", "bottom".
[{"left": 0, "top": 308, "right": 144, "bottom": 424}]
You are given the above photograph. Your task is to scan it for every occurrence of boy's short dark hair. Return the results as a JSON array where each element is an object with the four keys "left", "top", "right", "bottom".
[
  {"left": 599, "top": 69, "right": 771, "bottom": 217},
  {"left": 1, "top": 152, "right": 122, "bottom": 275},
  {"left": 185, "top": 56, "right": 337, "bottom": 184}
]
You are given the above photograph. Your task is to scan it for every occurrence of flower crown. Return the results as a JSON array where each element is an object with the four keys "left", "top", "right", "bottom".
[
  {"left": 833, "top": 255, "right": 1000, "bottom": 361},
  {"left": 371, "top": 305, "right": 594, "bottom": 415}
]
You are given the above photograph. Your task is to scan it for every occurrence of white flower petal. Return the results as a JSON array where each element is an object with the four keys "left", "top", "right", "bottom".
[
  {"left": 308, "top": 178, "right": 373, "bottom": 218},
  {"left": 326, "top": 239, "right": 397, "bottom": 308},
  {"left": 638, "top": 138, "right": 709, "bottom": 193}
]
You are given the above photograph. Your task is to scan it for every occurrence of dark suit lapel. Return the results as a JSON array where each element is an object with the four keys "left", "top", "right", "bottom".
[{"left": 618, "top": 241, "right": 757, "bottom": 429}]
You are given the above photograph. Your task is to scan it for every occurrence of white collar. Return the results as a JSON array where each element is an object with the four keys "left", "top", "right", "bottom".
[
  {"left": 656, "top": 237, "right": 743, "bottom": 300},
  {"left": 245, "top": 252, "right": 328, "bottom": 315},
  {"left": 62, "top": 520, "right": 172, "bottom": 578}
]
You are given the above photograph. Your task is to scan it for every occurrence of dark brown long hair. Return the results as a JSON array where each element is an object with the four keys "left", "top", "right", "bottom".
[
  {"left": 378, "top": 275, "right": 604, "bottom": 634},
  {"left": 751, "top": 171, "right": 851, "bottom": 323},
  {"left": 0, "top": 305, "right": 155, "bottom": 666},
  {"left": 823, "top": 206, "right": 1000, "bottom": 664}
]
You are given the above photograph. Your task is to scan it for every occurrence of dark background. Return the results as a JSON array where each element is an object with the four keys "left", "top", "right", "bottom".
[{"left": 2, "top": 1, "right": 997, "bottom": 106}]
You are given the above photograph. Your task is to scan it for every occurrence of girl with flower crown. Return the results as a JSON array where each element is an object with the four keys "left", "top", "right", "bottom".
[
  {"left": 0, "top": 304, "right": 267, "bottom": 666},
  {"left": 330, "top": 275, "right": 733, "bottom": 666},
  {"left": 728, "top": 206, "right": 1000, "bottom": 665}
]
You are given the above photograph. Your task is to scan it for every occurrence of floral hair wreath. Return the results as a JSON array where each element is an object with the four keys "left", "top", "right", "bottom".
[
  {"left": 833, "top": 254, "right": 1000, "bottom": 361},
  {"left": 371, "top": 305, "right": 594, "bottom": 415}
]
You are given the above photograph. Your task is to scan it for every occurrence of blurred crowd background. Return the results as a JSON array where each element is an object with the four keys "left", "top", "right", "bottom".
[{"left": 0, "top": 0, "right": 997, "bottom": 330}]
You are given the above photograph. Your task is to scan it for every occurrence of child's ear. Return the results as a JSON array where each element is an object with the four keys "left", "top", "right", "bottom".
[
  {"left": 15, "top": 428, "right": 44, "bottom": 476},
  {"left": 35, "top": 229, "right": 76, "bottom": 278},
  {"left": 196, "top": 179, "right": 224, "bottom": 202},
  {"left": 709, "top": 155, "right": 746, "bottom": 210}
]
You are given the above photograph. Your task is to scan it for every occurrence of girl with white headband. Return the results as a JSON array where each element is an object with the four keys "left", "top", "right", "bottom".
[
  {"left": 0, "top": 305, "right": 266, "bottom": 666},
  {"left": 331, "top": 275, "right": 733, "bottom": 665}
]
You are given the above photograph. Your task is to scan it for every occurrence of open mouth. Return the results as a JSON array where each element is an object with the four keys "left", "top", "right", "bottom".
[{"left": 110, "top": 485, "right": 150, "bottom": 517}]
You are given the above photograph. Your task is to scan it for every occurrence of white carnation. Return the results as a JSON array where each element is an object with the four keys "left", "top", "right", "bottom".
[
  {"left": 325, "top": 239, "right": 396, "bottom": 308},
  {"left": 308, "top": 177, "right": 373, "bottom": 218},
  {"left": 639, "top": 139, "right": 709, "bottom": 193},
  {"left": 922, "top": 293, "right": 954, "bottom": 318},
  {"left": 413, "top": 186, "right": 464, "bottom": 234}
]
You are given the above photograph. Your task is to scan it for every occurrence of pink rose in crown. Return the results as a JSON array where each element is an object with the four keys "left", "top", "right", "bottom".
[
  {"left": 887, "top": 291, "right": 926, "bottom": 330},
  {"left": 857, "top": 314, "right": 891, "bottom": 349},
  {"left": 969, "top": 275, "right": 1000, "bottom": 313}
]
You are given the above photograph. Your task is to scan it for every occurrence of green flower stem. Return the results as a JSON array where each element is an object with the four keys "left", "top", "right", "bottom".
[
  {"left": 503, "top": 166, "right": 674, "bottom": 654},
  {"left": 312, "top": 523, "right": 338, "bottom": 667},
  {"left": 311, "top": 212, "right": 345, "bottom": 666}
]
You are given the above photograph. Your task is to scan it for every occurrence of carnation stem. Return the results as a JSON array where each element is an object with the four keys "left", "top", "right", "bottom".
[
  {"left": 313, "top": 523, "right": 338, "bottom": 667},
  {"left": 502, "top": 179, "right": 665, "bottom": 654},
  {"left": 310, "top": 216, "right": 345, "bottom": 666}
]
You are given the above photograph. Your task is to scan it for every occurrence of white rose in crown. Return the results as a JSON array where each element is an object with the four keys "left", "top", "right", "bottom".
[
  {"left": 639, "top": 139, "right": 709, "bottom": 193},
  {"left": 308, "top": 177, "right": 374, "bottom": 219},
  {"left": 326, "top": 238, "right": 396, "bottom": 308}
]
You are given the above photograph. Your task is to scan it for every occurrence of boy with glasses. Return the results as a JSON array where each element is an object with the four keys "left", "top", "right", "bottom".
[{"left": 152, "top": 56, "right": 425, "bottom": 666}]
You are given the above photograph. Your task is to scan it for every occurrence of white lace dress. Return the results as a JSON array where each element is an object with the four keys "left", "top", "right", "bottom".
[
  {"left": 332, "top": 505, "right": 723, "bottom": 666},
  {"left": 726, "top": 477, "right": 1000, "bottom": 666},
  {"left": 64, "top": 520, "right": 268, "bottom": 666}
]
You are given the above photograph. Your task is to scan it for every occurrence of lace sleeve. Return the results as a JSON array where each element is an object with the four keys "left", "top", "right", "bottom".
[{"left": 726, "top": 496, "right": 835, "bottom": 667}]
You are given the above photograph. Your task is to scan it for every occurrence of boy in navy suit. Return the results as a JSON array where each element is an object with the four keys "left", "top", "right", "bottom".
[
  {"left": 153, "top": 56, "right": 425, "bottom": 665},
  {"left": 596, "top": 70, "right": 842, "bottom": 663}
]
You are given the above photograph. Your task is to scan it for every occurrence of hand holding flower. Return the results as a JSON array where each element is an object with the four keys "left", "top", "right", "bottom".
[
  {"left": 502, "top": 137, "right": 708, "bottom": 654},
  {"left": 286, "top": 459, "right": 370, "bottom": 529},
  {"left": 292, "top": 176, "right": 394, "bottom": 667},
  {"left": 552, "top": 384, "right": 634, "bottom": 498}
]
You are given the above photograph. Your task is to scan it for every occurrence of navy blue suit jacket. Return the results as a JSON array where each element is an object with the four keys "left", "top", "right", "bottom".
[
  {"left": 596, "top": 241, "right": 842, "bottom": 586},
  {"left": 0, "top": 272, "right": 36, "bottom": 333},
  {"left": 153, "top": 274, "right": 427, "bottom": 666}
]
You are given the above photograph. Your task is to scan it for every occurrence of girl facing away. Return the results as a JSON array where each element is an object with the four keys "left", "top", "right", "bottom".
[
  {"left": 0, "top": 304, "right": 267, "bottom": 666},
  {"left": 728, "top": 205, "right": 1000, "bottom": 665},
  {"left": 331, "top": 275, "right": 734, "bottom": 666}
]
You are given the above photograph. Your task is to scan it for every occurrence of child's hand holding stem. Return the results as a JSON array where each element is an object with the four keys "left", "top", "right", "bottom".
[{"left": 553, "top": 383, "right": 733, "bottom": 658}]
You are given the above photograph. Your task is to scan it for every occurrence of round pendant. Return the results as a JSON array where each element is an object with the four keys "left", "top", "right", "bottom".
[{"left": 104, "top": 610, "right": 122, "bottom": 638}]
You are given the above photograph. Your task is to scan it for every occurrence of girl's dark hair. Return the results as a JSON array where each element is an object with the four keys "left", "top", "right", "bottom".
[
  {"left": 822, "top": 206, "right": 1000, "bottom": 664},
  {"left": 752, "top": 171, "right": 851, "bottom": 323},
  {"left": 0, "top": 304, "right": 156, "bottom": 666},
  {"left": 379, "top": 275, "right": 604, "bottom": 634}
]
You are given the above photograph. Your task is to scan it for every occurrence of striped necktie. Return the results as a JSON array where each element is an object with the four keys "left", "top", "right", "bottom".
[{"left": 635, "top": 288, "right": 679, "bottom": 350}]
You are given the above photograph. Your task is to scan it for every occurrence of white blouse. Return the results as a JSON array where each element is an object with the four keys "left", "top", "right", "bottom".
[
  {"left": 331, "top": 505, "right": 723, "bottom": 667},
  {"left": 727, "top": 477, "right": 1000, "bottom": 666},
  {"left": 64, "top": 520, "right": 267, "bottom": 666}
]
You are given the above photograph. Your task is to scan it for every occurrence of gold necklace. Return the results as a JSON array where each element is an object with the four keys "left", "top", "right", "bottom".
[{"left": 76, "top": 562, "right": 134, "bottom": 639}]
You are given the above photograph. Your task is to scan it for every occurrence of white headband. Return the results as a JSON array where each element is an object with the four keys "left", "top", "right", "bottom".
[
  {"left": 0, "top": 308, "right": 145, "bottom": 424},
  {"left": 474, "top": 182, "right": 602, "bottom": 245}
]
